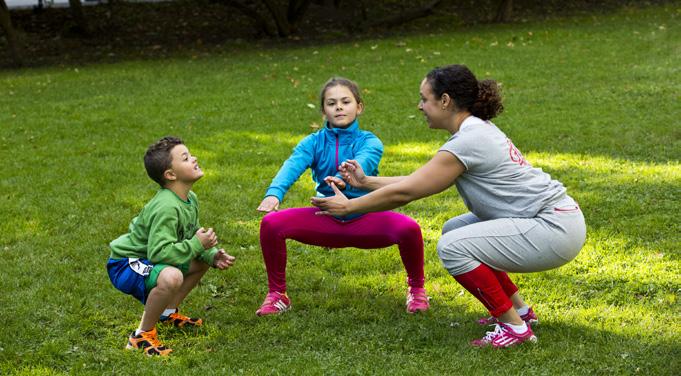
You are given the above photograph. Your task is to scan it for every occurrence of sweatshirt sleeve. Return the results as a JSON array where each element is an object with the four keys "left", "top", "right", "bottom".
[
  {"left": 198, "top": 247, "right": 219, "bottom": 266},
  {"left": 191, "top": 192, "right": 220, "bottom": 266},
  {"left": 147, "top": 206, "right": 205, "bottom": 266},
  {"left": 353, "top": 133, "right": 383, "bottom": 176},
  {"left": 264, "top": 134, "right": 316, "bottom": 202}
]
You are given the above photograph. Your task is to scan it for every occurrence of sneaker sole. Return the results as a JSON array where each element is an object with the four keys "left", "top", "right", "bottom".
[
  {"left": 125, "top": 343, "right": 172, "bottom": 356},
  {"left": 256, "top": 306, "right": 291, "bottom": 316},
  {"left": 487, "top": 335, "right": 538, "bottom": 349},
  {"left": 406, "top": 307, "right": 430, "bottom": 314}
]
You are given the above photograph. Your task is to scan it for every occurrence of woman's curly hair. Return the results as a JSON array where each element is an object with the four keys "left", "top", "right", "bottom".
[{"left": 426, "top": 65, "right": 503, "bottom": 120}]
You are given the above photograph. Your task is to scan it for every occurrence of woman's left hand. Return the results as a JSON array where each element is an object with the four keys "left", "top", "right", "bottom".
[{"left": 311, "top": 182, "right": 350, "bottom": 216}]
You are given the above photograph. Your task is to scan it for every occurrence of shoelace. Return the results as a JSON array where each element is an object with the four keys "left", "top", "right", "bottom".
[
  {"left": 263, "top": 293, "right": 281, "bottom": 305},
  {"left": 169, "top": 312, "right": 190, "bottom": 321},
  {"left": 408, "top": 292, "right": 428, "bottom": 304},
  {"left": 482, "top": 324, "right": 506, "bottom": 342},
  {"left": 141, "top": 330, "right": 163, "bottom": 348}
]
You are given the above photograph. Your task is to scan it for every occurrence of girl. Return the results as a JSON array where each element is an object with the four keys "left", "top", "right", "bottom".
[
  {"left": 255, "top": 77, "right": 429, "bottom": 316},
  {"left": 312, "top": 65, "right": 586, "bottom": 347}
]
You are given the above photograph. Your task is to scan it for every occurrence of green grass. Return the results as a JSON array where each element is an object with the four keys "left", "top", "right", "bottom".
[{"left": 1, "top": 3, "right": 680, "bottom": 375}]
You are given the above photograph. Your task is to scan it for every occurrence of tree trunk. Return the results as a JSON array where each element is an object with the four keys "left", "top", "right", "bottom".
[
  {"left": 223, "top": 0, "right": 277, "bottom": 37},
  {"left": 364, "top": 0, "right": 442, "bottom": 29},
  {"left": 0, "top": 0, "right": 23, "bottom": 67},
  {"left": 356, "top": 0, "right": 367, "bottom": 22},
  {"left": 261, "top": 0, "right": 290, "bottom": 37},
  {"left": 287, "top": 0, "right": 312, "bottom": 26},
  {"left": 494, "top": 0, "right": 513, "bottom": 23},
  {"left": 68, "top": 0, "right": 89, "bottom": 35}
]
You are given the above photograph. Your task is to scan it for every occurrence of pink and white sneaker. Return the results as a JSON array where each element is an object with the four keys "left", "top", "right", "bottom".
[
  {"left": 471, "top": 322, "right": 537, "bottom": 348},
  {"left": 477, "top": 307, "right": 538, "bottom": 326},
  {"left": 406, "top": 287, "right": 430, "bottom": 313},
  {"left": 255, "top": 292, "right": 291, "bottom": 316}
]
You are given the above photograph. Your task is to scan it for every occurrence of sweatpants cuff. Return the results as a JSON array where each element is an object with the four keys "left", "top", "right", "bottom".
[{"left": 489, "top": 300, "right": 514, "bottom": 318}]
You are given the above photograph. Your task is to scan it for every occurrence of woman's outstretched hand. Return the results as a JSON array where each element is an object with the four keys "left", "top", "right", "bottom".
[
  {"left": 311, "top": 181, "right": 350, "bottom": 216},
  {"left": 339, "top": 160, "right": 367, "bottom": 189}
]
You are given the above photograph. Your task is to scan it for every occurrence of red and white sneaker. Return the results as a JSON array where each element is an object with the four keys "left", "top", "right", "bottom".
[
  {"left": 255, "top": 292, "right": 291, "bottom": 316},
  {"left": 477, "top": 307, "right": 538, "bottom": 326},
  {"left": 406, "top": 287, "right": 430, "bottom": 313},
  {"left": 471, "top": 322, "right": 537, "bottom": 348}
]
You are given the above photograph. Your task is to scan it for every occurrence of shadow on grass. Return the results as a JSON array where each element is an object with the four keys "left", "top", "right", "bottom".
[
  {"left": 3, "top": 0, "right": 674, "bottom": 71},
  {"left": 205, "top": 270, "right": 681, "bottom": 374}
]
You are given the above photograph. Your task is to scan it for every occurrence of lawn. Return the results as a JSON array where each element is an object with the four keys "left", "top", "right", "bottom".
[{"left": 0, "top": 3, "right": 679, "bottom": 375}]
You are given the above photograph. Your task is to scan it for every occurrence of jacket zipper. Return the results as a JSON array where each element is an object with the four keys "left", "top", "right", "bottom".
[{"left": 335, "top": 133, "right": 340, "bottom": 171}]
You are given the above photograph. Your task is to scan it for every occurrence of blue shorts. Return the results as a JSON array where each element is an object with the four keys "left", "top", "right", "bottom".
[{"left": 107, "top": 258, "right": 154, "bottom": 304}]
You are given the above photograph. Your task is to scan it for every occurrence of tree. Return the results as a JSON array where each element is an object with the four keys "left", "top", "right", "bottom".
[
  {"left": 223, "top": 0, "right": 445, "bottom": 36},
  {"left": 0, "top": 0, "right": 23, "bottom": 67},
  {"left": 222, "top": 0, "right": 312, "bottom": 37},
  {"left": 68, "top": 0, "right": 90, "bottom": 35},
  {"left": 362, "top": 0, "right": 443, "bottom": 29},
  {"left": 494, "top": 0, "right": 513, "bottom": 23}
]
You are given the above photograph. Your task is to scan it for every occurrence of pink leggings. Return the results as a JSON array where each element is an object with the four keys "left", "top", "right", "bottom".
[{"left": 260, "top": 207, "right": 425, "bottom": 293}]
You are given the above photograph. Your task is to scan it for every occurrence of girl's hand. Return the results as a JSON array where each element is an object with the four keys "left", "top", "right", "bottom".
[
  {"left": 310, "top": 182, "right": 350, "bottom": 216},
  {"left": 257, "top": 196, "right": 280, "bottom": 212},
  {"left": 323, "top": 176, "right": 346, "bottom": 190},
  {"left": 339, "top": 160, "right": 367, "bottom": 189},
  {"left": 213, "top": 249, "right": 236, "bottom": 270}
]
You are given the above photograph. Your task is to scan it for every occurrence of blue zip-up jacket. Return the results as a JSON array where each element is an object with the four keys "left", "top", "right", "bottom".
[{"left": 265, "top": 119, "right": 383, "bottom": 206}]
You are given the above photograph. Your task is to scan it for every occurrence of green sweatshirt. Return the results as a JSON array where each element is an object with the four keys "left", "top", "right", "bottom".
[{"left": 109, "top": 189, "right": 218, "bottom": 273}]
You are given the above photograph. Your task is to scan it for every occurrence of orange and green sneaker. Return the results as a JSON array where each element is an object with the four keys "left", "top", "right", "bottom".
[
  {"left": 126, "top": 327, "right": 172, "bottom": 356},
  {"left": 160, "top": 311, "right": 203, "bottom": 328}
]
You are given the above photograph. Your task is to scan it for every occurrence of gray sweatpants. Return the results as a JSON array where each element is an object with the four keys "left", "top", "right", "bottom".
[{"left": 437, "top": 196, "right": 587, "bottom": 276}]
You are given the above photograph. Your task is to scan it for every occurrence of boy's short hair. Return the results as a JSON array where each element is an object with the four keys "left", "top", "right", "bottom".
[{"left": 144, "top": 136, "right": 184, "bottom": 187}]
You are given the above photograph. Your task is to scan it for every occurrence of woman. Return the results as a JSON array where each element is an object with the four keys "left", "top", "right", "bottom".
[{"left": 311, "top": 65, "right": 586, "bottom": 347}]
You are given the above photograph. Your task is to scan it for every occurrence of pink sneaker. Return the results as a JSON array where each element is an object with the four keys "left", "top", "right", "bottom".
[
  {"left": 406, "top": 287, "right": 430, "bottom": 313},
  {"left": 255, "top": 292, "right": 291, "bottom": 316},
  {"left": 471, "top": 323, "right": 537, "bottom": 348},
  {"left": 477, "top": 307, "right": 538, "bottom": 326}
]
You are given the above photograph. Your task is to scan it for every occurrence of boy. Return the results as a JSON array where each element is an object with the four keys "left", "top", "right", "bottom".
[{"left": 107, "top": 136, "right": 235, "bottom": 356}]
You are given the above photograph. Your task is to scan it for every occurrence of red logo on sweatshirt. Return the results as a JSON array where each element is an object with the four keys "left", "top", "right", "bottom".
[{"left": 507, "top": 139, "right": 529, "bottom": 166}]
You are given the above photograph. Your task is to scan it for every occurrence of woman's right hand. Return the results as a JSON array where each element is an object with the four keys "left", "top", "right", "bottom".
[
  {"left": 339, "top": 160, "right": 367, "bottom": 189},
  {"left": 257, "top": 196, "right": 280, "bottom": 213}
]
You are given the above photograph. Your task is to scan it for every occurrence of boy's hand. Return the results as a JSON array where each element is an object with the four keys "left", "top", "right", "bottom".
[
  {"left": 213, "top": 249, "right": 235, "bottom": 270},
  {"left": 257, "top": 196, "right": 280, "bottom": 213},
  {"left": 196, "top": 227, "right": 218, "bottom": 249},
  {"left": 324, "top": 176, "right": 346, "bottom": 190}
]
